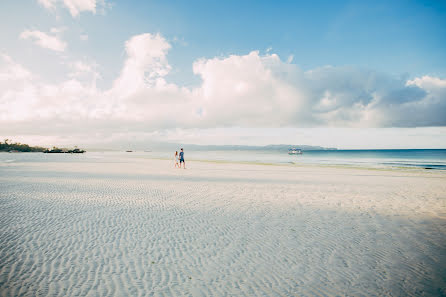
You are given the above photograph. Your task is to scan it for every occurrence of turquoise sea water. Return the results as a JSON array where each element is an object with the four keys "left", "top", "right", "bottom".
[
  {"left": 1, "top": 149, "right": 446, "bottom": 170},
  {"left": 173, "top": 149, "right": 446, "bottom": 170}
]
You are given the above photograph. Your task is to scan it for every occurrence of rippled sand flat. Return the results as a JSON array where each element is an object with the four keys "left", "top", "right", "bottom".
[{"left": 1, "top": 156, "right": 445, "bottom": 296}]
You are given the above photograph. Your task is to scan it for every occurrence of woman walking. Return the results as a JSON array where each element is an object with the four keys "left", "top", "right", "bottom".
[{"left": 174, "top": 151, "right": 179, "bottom": 168}]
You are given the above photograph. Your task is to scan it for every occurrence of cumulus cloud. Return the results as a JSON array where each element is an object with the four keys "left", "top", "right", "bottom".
[
  {"left": 37, "top": 0, "right": 106, "bottom": 17},
  {"left": 189, "top": 52, "right": 445, "bottom": 128},
  {"left": 20, "top": 29, "right": 67, "bottom": 52},
  {"left": 191, "top": 51, "right": 306, "bottom": 126},
  {"left": 1, "top": 33, "right": 445, "bottom": 142},
  {"left": 0, "top": 54, "right": 100, "bottom": 125},
  {"left": 110, "top": 33, "right": 172, "bottom": 98}
]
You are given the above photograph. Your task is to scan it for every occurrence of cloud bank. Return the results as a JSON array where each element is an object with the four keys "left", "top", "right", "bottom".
[{"left": 1, "top": 33, "right": 445, "bottom": 140}]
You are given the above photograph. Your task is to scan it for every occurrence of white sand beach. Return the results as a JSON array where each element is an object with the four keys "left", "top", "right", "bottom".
[{"left": 1, "top": 155, "right": 445, "bottom": 296}]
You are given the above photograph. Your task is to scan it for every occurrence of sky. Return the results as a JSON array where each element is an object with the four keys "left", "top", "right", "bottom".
[{"left": 0, "top": 0, "right": 445, "bottom": 149}]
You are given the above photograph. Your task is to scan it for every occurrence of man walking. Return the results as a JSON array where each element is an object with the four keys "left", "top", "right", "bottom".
[{"left": 179, "top": 148, "right": 186, "bottom": 169}]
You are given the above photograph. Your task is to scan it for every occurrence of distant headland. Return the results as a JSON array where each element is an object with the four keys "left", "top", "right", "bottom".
[
  {"left": 177, "top": 144, "right": 338, "bottom": 151},
  {"left": 0, "top": 139, "right": 85, "bottom": 153}
]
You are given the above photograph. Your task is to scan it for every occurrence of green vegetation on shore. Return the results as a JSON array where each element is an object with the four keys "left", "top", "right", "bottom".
[
  {"left": 0, "top": 139, "right": 85, "bottom": 153},
  {"left": 0, "top": 139, "right": 46, "bottom": 152}
]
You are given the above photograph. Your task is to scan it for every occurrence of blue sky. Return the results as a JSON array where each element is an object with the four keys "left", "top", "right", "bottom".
[
  {"left": 2, "top": 0, "right": 446, "bottom": 86},
  {"left": 0, "top": 0, "right": 445, "bottom": 148}
]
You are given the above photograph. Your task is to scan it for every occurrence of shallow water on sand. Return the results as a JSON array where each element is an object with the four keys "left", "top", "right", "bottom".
[{"left": 2, "top": 149, "right": 446, "bottom": 170}]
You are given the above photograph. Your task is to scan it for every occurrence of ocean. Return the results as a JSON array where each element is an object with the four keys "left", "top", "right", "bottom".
[
  {"left": 1, "top": 149, "right": 446, "bottom": 170},
  {"left": 169, "top": 149, "right": 446, "bottom": 170}
]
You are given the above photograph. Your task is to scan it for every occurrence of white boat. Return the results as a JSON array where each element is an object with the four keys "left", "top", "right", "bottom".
[{"left": 288, "top": 148, "right": 302, "bottom": 155}]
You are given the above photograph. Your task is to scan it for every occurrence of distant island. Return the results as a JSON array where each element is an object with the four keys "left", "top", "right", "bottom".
[
  {"left": 44, "top": 147, "right": 86, "bottom": 154},
  {"left": 0, "top": 139, "right": 85, "bottom": 153},
  {"left": 105, "top": 142, "right": 338, "bottom": 152},
  {"left": 178, "top": 144, "right": 338, "bottom": 152}
]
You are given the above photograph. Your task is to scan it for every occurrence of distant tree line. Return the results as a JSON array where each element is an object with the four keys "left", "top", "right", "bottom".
[
  {"left": 0, "top": 139, "right": 85, "bottom": 153},
  {"left": 0, "top": 139, "right": 47, "bottom": 152}
]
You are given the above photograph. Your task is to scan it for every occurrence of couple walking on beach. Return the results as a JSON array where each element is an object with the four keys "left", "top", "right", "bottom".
[{"left": 174, "top": 148, "right": 186, "bottom": 169}]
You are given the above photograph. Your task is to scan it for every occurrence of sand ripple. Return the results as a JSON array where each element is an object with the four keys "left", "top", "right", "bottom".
[{"left": 1, "top": 159, "right": 445, "bottom": 296}]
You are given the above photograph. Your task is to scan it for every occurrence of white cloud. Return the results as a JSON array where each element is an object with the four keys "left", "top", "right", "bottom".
[
  {"left": 37, "top": 0, "right": 106, "bottom": 17},
  {"left": 188, "top": 52, "right": 446, "bottom": 128},
  {"left": 1, "top": 32, "right": 446, "bottom": 147},
  {"left": 0, "top": 54, "right": 100, "bottom": 125},
  {"left": 67, "top": 60, "right": 101, "bottom": 88},
  {"left": 110, "top": 33, "right": 172, "bottom": 98},
  {"left": 0, "top": 54, "right": 32, "bottom": 81},
  {"left": 37, "top": 0, "right": 57, "bottom": 10},
  {"left": 69, "top": 60, "right": 95, "bottom": 75},
  {"left": 63, "top": 0, "right": 97, "bottom": 17},
  {"left": 80, "top": 34, "right": 88, "bottom": 41},
  {"left": 20, "top": 29, "right": 67, "bottom": 52},
  {"left": 407, "top": 75, "right": 446, "bottom": 89},
  {"left": 190, "top": 51, "right": 306, "bottom": 127}
]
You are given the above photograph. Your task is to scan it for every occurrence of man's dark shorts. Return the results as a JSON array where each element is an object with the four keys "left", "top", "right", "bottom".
[{"left": 180, "top": 158, "right": 184, "bottom": 163}]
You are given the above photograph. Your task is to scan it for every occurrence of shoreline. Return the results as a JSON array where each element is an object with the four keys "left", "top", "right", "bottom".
[
  {"left": 2, "top": 150, "right": 446, "bottom": 171},
  {"left": 3, "top": 153, "right": 446, "bottom": 174},
  {"left": 143, "top": 155, "right": 446, "bottom": 174}
]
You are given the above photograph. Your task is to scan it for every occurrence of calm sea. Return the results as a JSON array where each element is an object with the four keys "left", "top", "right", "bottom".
[
  {"left": 1, "top": 149, "right": 446, "bottom": 170},
  {"left": 174, "top": 149, "right": 446, "bottom": 170}
]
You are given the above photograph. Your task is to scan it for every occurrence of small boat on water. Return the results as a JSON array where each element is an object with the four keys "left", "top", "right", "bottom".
[{"left": 288, "top": 148, "right": 302, "bottom": 155}]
